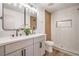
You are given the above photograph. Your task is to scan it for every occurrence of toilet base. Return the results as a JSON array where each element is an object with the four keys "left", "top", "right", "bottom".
[
  {"left": 44, "top": 50, "right": 53, "bottom": 56},
  {"left": 45, "top": 41, "right": 54, "bottom": 53}
]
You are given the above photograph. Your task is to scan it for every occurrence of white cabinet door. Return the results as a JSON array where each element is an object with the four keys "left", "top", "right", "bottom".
[
  {"left": 40, "top": 40, "right": 45, "bottom": 56},
  {"left": 0, "top": 3, "right": 2, "bottom": 17},
  {"left": 6, "top": 49, "right": 23, "bottom": 56},
  {"left": 34, "top": 42, "right": 41, "bottom": 56},
  {"left": 34, "top": 37, "right": 45, "bottom": 56},
  {"left": 26, "top": 45, "right": 33, "bottom": 56},
  {"left": 0, "top": 46, "right": 4, "bottom": 56},
  {"left": 34, "top": 41, "right": 45, "bottom": 56}
]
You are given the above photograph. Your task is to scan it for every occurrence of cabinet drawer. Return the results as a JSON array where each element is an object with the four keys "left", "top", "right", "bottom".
[
  {"left": 0, "top": 46, "right": 4, "bottom": 56},
  {"left": 34, "top": 36, "right": 45, "bottom": 43},
  {"left": 6, "top": 49, "right": 22, "bottom": 56},
  {"left": 5, "top": 39, "right": 33, "bottom": 54}
]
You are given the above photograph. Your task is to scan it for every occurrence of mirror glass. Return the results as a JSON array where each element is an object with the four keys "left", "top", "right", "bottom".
[
  {"left": 26, "top": 6, "right": 37, "bottom": 31},
  {"left": 3, "top": 3, "right": 25, "bottom": 30}
]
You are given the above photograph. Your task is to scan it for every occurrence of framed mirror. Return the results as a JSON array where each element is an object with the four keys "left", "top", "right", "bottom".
[{"left": 2, "top": 3, "right": 26, "bottom": 30}]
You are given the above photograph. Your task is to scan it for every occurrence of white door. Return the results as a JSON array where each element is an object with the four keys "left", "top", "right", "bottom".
[
  {"left": 34, "top": 42, "right": 41, "bottom": 56},
  {"left": 6, "top": 49, "right": 23, "bottom": 56},
  {"left": 26, "top": 45, "right": 33, "bottom": 56}
]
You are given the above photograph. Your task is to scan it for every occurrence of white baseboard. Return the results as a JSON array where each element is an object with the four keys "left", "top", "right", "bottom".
[{"left": 54, "top": 46, "right": 79, "bottom": 56}]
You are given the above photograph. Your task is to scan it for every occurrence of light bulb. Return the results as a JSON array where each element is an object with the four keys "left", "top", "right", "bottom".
[
  {"left": 19, "top": 4, "right": 22, "bottom": 8},
  {"left": 13, "top": 3, "right": 17, "bottom": 7}
]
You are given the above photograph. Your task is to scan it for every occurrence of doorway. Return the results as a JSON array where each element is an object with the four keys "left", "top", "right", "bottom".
[{"left": 45, "top": 10, "right": 51, "bottom": 41}]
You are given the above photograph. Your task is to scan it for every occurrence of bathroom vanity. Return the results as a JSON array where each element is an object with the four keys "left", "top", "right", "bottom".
[
  {"left": 0, "top": 3, "right": 46, "bottom": 56},
  {"left": 0, "top": 34, "right": 46, "bottom": 56}
]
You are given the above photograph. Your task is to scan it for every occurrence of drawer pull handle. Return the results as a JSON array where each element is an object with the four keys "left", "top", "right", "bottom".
[
  {"left": 24, "top": 49, "right": 26, "bottom": 56},
  {"left": 40, "top": 42, "right": 42, "bottom": 48},
  {"left": 21, "top": 50, "right": 24, "bottom": 56}
]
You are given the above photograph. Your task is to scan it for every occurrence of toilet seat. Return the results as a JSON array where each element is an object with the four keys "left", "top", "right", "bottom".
[
  {"left": 45, "top": 41, "right": 54, "bottom": 46},
  {"left": 45, "top": 41, "right": 54, "bottom": 53}
]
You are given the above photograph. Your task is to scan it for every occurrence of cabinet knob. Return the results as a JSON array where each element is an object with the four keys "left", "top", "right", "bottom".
[{"left": 0, "top": 16, "right": 3, "bottom": 19}]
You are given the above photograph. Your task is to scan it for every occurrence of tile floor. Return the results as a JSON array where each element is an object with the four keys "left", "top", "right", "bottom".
[{"left": 45, "top": 48, "right": 71, "bottom": 56}]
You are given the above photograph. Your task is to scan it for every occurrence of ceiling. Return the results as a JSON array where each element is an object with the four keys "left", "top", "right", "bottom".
[
  {"left": 5, "top": 3, "right": 79, "bottom": 13},
  {"left": 35, "top": 3, "right": 79, "bottom": 13}
]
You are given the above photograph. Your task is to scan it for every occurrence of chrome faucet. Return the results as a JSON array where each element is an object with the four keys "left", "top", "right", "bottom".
[
  {"left": 16, "top": 29, "right": 19, "bottom": 36},
  {"left": 15, "top": 28, "right": 24, "bottom": 37}
]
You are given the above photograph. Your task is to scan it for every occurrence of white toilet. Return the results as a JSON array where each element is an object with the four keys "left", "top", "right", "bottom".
[{"left": 45, "top": 41, "right": 54, "bottom": 53}]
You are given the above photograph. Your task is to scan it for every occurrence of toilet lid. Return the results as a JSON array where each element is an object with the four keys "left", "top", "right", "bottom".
[{"left": 45, "top": 41, "right": 54, "bottom": 46}]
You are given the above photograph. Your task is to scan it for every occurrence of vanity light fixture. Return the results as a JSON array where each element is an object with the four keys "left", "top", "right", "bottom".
[
  {"left": 8, "top": 3, "right": 23, "bottom": 9},
  {"left": 20, "top": 3, "right": 37, "bottom": 13},
  {"left": 19, "top": 4, "right": 23, "bottom": 8},
  {"left": 13, "top": 3, "right": 17, "bottom": 7},
  {"left": 7, "top": 3, "right": 37, "bottom": 13},
  {"left": 8, "top": 3, "right": 12, "bottom": 4}
]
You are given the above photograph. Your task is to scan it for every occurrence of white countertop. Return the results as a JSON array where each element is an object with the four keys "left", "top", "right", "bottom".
[{"left": 0, "top": 34, "right": 46, "bottom": 46}]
